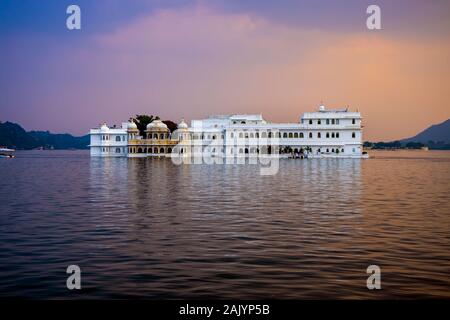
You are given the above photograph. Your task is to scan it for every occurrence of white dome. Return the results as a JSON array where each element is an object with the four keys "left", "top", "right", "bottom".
[
  {"left": 178, "top": 119, "right": 188, "bottom": 130},
  {"left": 127, "top": 120, "right": 137, "bottom": 129},
  {"left": 100, "top": 123, "right": 109, "bottom": 131},
  {"left": 147, "top": 119, "right": 167, "bottom": 129}
]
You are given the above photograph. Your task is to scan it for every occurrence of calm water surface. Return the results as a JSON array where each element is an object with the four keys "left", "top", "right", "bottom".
[{"left": 0, "top": 150, "right": 449, "bottom": 299}]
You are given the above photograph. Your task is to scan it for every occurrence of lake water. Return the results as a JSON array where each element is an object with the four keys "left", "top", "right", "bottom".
[{"left": 0, "top": 150, "right": 449, "bottom": 299}]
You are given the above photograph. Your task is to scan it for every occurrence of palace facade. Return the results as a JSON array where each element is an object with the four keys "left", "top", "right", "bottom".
[{"left": 89, "top": 105, "right": 366, "bottom": 158}]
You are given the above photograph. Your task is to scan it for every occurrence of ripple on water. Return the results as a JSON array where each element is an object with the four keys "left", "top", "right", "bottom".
[{"left": 0, "top": 150, "right": 449, "bottom": 298}]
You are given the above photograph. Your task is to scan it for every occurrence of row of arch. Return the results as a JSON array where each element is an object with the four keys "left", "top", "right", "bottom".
[
  {"left": 114, "top": 146, "right": 346, "bottom": 155},
  {"left": 146, "top": 133, "right": 170, "bottom": 140},
  {"left": 228, "top": 146, "right": 346, "bottom": 155},
  {"left": 129, "top": 147, "right": 173, "bottom": 154},
  {"left": 281, "top": 132, "right": 342, "bottom": 139},
  {"left": 304, "top": 118, "right": 357, "bottom": 125},
  {"left": 145, "top": 133, "right": 191, "bottom": 140},
  {"left": 306, "top": 119, "right": 342, "bottom": 125},
  {"left": 228, "top": 131, "right": 353, "bottom": 139}
]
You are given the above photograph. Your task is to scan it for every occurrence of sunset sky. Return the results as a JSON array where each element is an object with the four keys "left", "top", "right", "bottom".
[{"left": 1, "top": 0, "right": 449, "bottom": 141}]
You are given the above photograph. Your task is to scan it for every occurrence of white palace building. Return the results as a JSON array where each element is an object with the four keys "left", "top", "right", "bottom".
[{"left": 89, "top": 105, "right": 367, "bottom": 159}]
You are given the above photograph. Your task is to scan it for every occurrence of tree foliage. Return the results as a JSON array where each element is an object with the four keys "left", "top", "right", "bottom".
[{"left": 162, "top": 120, "right": 178, "bottom": 133}]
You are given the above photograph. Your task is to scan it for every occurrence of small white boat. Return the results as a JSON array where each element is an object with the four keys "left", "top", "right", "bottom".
[{"left": 0, "top": 147, "right": 15, "bottom": 158}]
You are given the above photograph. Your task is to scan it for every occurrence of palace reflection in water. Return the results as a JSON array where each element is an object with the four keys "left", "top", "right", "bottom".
[{"left": 0, "top": 150, "right": 448, "bottom": 298}]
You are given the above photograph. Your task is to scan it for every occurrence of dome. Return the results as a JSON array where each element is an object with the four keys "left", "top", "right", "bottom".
[
  {"left": 147, "top": 119, "right": 168, "bottom": 130},
  {"left": 127, "top": 120, "right": 138, "bottom": 130},
  {"left": 319, "top": 104, "right": 326, "bottom": 112},
  {"left": 100, "top": 123, "right": 109, "bottom": 131},
  {"left": 177, "top": 119, "right": 188, "bottom": 130}
]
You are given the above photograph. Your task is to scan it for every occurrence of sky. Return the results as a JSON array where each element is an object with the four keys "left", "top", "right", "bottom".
[{"left": 1, "top": 0, "right": 449, "bottom": 140}]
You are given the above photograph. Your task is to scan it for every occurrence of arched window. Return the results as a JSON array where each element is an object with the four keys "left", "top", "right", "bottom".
[
  {"left": 332, "top": 133, "right": 335, "bottom": 138},
  {"left": 326, "top": 119, "right": 330, "bottom": 125},
  {"left": 318, "top": 132, "right": 321, "bottom": 138},
  {"left": 160, "top": 134, "right": 164, "bottom": 139},
  {"left": 336, "top": 132, "right": 340, "bottom": 138},
  {"left": 168, "top": 148, "right": 172, "bottom": 153},
  {"left": 160, "top": 147, "right": 165, "bottom": 153},
  {"left": 341, "top": 148, "right": 344, "bottom": 153},
  {"left": 318, "top": 120, "right": 321, "bottom": 125},
  {"left": 309, "top": 119, "right": 313, "bottom": 125},
  {"left": 332, "top": 119, "right": 335, "bottom": 125},
  {"left": 261, "top": 132, "right": 267, "bottom": 138},
  {"left": 283, "top": 133, "right": 287, "bottom": 138},
  {"left": 268, "top": 132, "right": 273, "bottom": 138},
  {"left": 326, "top": 132, "right": 330, "bottom": 138},
  {"left": 294, "top": 132, "right": 298, "bottom": 138},
  {"left": 332, "top": 148, "right": 335, "bottom": 152},
  {"left": 138, "top": 147, "right": 143, "bottom": 153},
  {"left": 256, "top": 132, "right": 259, "bottom": 138},
  {"left": 309, "top": 132, "right": 312, "bottom": 138},
  {"left": 239, "top": 148, "right": 243, "bottom": 154},
  {"left": 115, "top": 148, "right": 121, "bottom": 153},
  {"left": 288, "top": 132, "right": 293, "bottom": 138},
  {"left": 116, "top": 136, "right": 121, "bottom": 142},
  {"left": 154, "top": 147, "right": 158, "bottom": 154},
  {"left": 352, "top": 119, "right": 356, "bottom": 125},
  {"left": 352, "top": 132, "right": 356, "bottom": 138},
  {"left": 326, "top": 148, "right": 329, "bottom": 153},
  {"left": 153, "top": 133, "right": 158, "bottom": 139},
  {"left": 300, "top": 132, "right": 304, "bottom": 138},
  {"left": 250, "top": 133, "right": 254, "bottom": 138},
  {"left": 244, "top": 148, "right": 249, "bottom": 154}
]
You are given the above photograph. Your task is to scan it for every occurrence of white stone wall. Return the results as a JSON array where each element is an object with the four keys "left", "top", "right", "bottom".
[{"left": 89, "top": 126, "right": 128, "bottom": 157}]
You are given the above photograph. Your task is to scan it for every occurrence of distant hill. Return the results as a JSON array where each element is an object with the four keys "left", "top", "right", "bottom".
[
  {"left": 402, "top": 119, "right": 450, "bottom": 144},
  {"left": 0, "top": 121, "right": 39, "bottom": 149},
  {"left": 28, "top": 131, "right": 89, "bottom": 150},
  {"left": 0, "top": 121, "right": 89, "bottom": 150},
  {"left": 365, "top": 118, "right": 450, "bottom": 150}
]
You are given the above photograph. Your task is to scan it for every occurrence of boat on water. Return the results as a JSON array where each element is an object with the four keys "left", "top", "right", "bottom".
[{"left": 0, "top": 147, "right": 15, "bottom": 158}]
